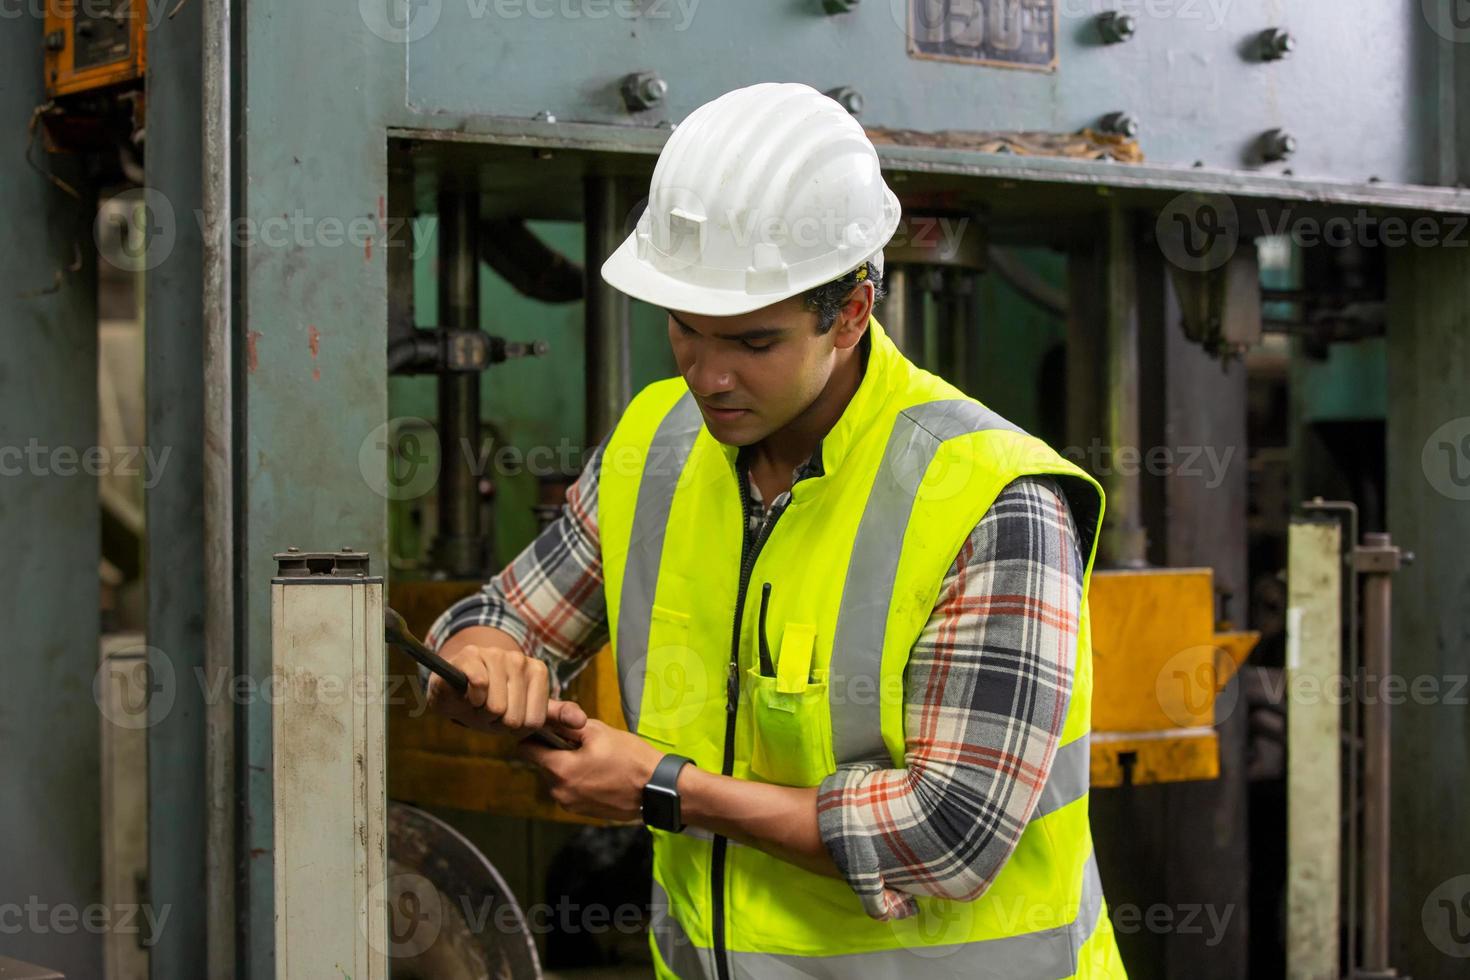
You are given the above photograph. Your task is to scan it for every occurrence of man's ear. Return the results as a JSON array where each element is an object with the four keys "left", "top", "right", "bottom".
[{"left": 834, "top": 282, "right": 874, "bottom": 351}]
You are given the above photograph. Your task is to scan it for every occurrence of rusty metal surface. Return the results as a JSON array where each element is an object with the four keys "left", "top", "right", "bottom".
[{"left": 387, "top": 802, "right": 541, "bottom": 979}]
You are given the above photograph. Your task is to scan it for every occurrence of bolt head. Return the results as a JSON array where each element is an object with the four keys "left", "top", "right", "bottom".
[
  {"left": 1262, "top": 128, "right": 1296, "bottom": 162},
  {"left": 1261, "top": 28, "right": 1295, "bottom": 60},
  {"left": 1102, "top": 111, "right": 1139, "bottom": 138},
  {"left": 622, "top": 71, "right": 667, "bottom": 111},
  {"left": 825, "top": 86, "right": 863, "bottom": 116},
  {"left": 1099, "top": 11, "right": 1136, "bottom": 43}
]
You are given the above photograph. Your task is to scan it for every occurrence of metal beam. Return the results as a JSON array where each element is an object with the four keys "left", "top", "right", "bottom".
[
  {"left": 1385, "top": 244, "right": 1470, "bottom": 979},
  {"left": 0, "top": 15, "right": 101, "bottom": 977},
  {"left": 1285, "top": 518, "right": 1343, "bottom": 980},
  {"left": 146, "top": 0, "right": 211, "bottom": 975}
]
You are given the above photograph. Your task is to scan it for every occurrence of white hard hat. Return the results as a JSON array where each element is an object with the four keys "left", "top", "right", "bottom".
[{"left": 601, "top": 82, "right": 901, "bottom": 317}]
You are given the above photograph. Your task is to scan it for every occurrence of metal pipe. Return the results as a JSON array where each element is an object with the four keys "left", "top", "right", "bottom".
[
  {"left": 584, "top": 176, "right": 632, "bottom": 444},
  {"left": 1100, "top": 203, "right": 1148, "bottom": 568},
  {"left": 432, "top": 188, "right": 485, "bottom": 578},
  {"left": 1359, "top": 531, "right": 1396, "bottom": 973},
  {"left": 201, "top": 0, "right": 236, "bottom": 972},
  {"left": 941, "top": 268, "right": 974, "bottom": 392},
  {"left": 877, "top": 263, "right": 914, "bottom": 354}
]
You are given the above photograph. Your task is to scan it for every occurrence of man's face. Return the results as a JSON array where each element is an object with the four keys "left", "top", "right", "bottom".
[{"left": 667, "top": 292, "right": 862, "bottom": 446}]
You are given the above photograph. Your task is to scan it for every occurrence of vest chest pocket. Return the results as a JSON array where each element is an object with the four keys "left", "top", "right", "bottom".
[
  {"left": 634, "top": 604, "right": 720, "bottom": 748},
  {"left": 744, "top": 623, "right": 835, "bottom": 787}
]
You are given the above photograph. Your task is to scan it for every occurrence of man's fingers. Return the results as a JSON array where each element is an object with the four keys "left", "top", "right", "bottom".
[
  {"left": 458, "top": 651, "right": 491, "bottom": 710},
  {"left": 501, "top": 661, "right": 528, "bottom": 730},
  {"left": 516, "top": 738, "right": 553, "bottom": 769},
  {"left": 548, "top": 698, "right": 588, "bottom": 730},
  {"left": 523, "top": 662, "right": 549, "bottom": 732},
  {"left": 481, "top": 659, "right": 509, "bottom": 722}
]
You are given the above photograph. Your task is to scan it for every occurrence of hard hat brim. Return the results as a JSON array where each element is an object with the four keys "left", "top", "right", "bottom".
[
  {"left": 600, "top": 229, "right": 896, "bottom": 319},
  {"left": 600, "top": 232, "right": 797, "bottom": 318}
]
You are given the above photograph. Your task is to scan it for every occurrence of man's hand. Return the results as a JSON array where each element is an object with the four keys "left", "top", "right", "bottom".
[
  {"left": 426, "top": 626, "right": 588, "bottom": 738},
  {"left": 515, "top": 719, "right": 663, "bottom": 822}
]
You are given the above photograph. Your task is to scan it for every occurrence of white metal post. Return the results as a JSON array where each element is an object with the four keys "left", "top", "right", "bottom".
[{"left": 270, "top": 550, "right": 387, "bottom": 979}]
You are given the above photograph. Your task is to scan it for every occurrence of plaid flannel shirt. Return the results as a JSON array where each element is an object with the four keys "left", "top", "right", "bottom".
[{"left": 428, "top": 433, "right": 1084, "bottom": 922}]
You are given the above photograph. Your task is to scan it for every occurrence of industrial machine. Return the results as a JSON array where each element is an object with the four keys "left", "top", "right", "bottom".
[{"left": 7, "top": 1, "right": 1470, "bottom": 977}]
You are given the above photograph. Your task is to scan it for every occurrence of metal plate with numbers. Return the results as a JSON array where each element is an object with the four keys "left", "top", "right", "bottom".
[{"left": 906, "top": 0, "right": 1057, "bottom": 71}]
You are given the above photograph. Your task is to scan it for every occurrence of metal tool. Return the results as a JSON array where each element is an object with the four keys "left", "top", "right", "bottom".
[{"left": 384, "top": 607, "right": 577, "bottom": 750}]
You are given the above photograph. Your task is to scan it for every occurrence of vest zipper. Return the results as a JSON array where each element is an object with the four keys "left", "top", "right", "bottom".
[{"left": 712, "top": 463, "right": 785, "bottom": 980}]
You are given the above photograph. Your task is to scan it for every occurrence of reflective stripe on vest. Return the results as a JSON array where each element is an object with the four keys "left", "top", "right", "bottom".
[
  {"left": 652, "top": 852, "right": 1107, "bottom": 980},
  {"left": 830, "top": 398, "right": 1026, "bottom": 764},
  {"left": 614, "top": 391, "right": 703, "bottom": 734}
]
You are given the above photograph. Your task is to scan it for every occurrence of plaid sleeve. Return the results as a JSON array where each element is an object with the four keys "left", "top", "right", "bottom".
[
  {"left": 815, "top": 476, "right": 1085, "bottom": 920},
  {"left": 425, "top": 439, "right": 610, "bottom": 697}
]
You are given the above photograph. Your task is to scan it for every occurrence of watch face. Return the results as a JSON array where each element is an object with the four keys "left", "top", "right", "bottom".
[{"left": 642, "top": 784, "right": 680, "bottom": 832}]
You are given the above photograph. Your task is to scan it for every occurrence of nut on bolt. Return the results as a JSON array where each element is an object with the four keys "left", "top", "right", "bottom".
[
  {"left": 1100, "top": 112, "right": 1140, "bottom": 138},
  {"left": 1261, "top": 128, "right": 1296, "bottom": 162},
  {"left": 621, "top": 71, "right": 668, "bottom": 112},
  {"left": 1259, "top": 28, "right": 1294, "bottom": 60},
  {"left": 825, "top": 86, "right": 863, "bottom": 117},
  {"left": 1098, "top": 11, "right": 1136, "bottom": 43}
]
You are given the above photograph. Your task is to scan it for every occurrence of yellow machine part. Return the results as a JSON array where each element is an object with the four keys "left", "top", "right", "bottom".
[
  {"left": 388, "top": 568, "right": 1257, "bottom": 821},
  {"left": 1088, "top": 568, "right": 1257, "bottom": 788},
  {"left": 44, "top": 0, "right": 148, "bottom": 99}
]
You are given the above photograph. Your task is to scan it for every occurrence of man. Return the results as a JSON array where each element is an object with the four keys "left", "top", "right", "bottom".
[{"left": 426, "top": 82, "right": 1126, "bottom": 978}]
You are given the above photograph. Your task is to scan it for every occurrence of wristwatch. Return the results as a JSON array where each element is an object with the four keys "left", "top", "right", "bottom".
[{"left": 641, "top": 753, "right": 695, "bottom": 832}]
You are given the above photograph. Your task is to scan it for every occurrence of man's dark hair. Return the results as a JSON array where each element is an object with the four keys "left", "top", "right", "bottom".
[{"left": 802, "top": 259, "right": 887, "bottom": 334}]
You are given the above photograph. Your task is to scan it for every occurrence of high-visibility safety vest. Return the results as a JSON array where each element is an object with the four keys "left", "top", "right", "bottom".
[{"left": 599, "top": 316, "right": 1127, "bottom": 979}]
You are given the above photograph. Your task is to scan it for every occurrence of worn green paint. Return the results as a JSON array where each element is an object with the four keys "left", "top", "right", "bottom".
[
  {"left": 0, "top": 16, "right": 102, "bottom": 978},
  {"left": 1386, "top": 246, "right": 1470, "bottom": 980}
]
